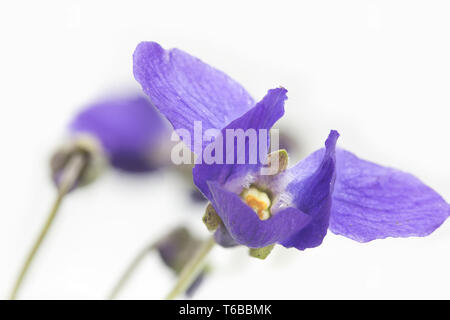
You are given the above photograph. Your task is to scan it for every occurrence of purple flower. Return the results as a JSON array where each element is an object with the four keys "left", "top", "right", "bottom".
[
  {"left": 133, "top": 42, "right": 450, "bottom": 250},
  {"left": 70, "top": 94, "right": 172, "bottom": 172}
]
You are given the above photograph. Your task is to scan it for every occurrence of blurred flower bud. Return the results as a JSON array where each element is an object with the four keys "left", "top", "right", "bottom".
[
  {"left": 271, "top": 128, "right": 301, "bottom": 156},
  {"left": 157, "top": 227, "right": 208, "bottom": 297},
  {"left": 50, "top": 134, "right": 106, "bottom": 190}
]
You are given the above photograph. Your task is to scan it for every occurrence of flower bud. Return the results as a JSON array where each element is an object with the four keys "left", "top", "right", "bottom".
[
  {"left": 157, "top": 227, "right": 208, "bottom": 296},
  {"left": 50, "top": 134, "right": 106, "bottom": 191}
]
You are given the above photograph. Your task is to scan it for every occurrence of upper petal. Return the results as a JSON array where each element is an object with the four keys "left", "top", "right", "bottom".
[
  {"left": 207, "top": 181, "right": 311, "bottom": 248},
  {"left": 133, "top": 41, "right": 254, "bottom": 150},
  {"left": 193, "top": 88, "right": 287, "bottom": 199},
  {"left": 329, "top": 149, "right": 450, "bottom": 242},
  {"left": 280, "top": 130, "right": 339, "bottom": 250}
]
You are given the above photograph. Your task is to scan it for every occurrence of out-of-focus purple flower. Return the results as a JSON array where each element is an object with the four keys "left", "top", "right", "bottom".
[
  {"left": 275, "top": 129, "right": 301, "bottom": 156},
  {"left": 133, "top": 41, "right": 450, "bottom": 251},
  {"left": 70, "top": 94, "right": 172, "bottom": 172},
  {"left": 157, "top": 227, "right": 207, "bottom": 297}
]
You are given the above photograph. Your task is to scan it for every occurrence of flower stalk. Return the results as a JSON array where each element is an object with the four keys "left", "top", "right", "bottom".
[
  {"left": 9, "top": 153, "right": 86, "bottom": 300},
  {"left": 165, "top": 236, "right": 215, "bottom": 300},
  {"left": 108, "top": 242, "right": 158, "bottom": 300}
]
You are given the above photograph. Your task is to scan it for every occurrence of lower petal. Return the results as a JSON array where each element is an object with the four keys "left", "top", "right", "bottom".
[{"left": 330, "top": 149, "right": 450, "bottom": 242}]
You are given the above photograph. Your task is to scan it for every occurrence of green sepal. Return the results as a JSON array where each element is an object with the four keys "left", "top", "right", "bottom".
[
  {"left": 202, "top": 203, "right": 222, "bottom": 232},
  {"left": 249, "top": 244, "right": 275, "bottom": 260}
]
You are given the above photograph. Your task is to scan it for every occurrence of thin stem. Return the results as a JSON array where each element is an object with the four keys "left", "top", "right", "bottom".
[
  {"left": 9, "top": 153, "right": 85, "bottom": 300},
  {"left": 108, "top": 242, "right": 158, "bottom": 300},
  {"left": 165, "top": 236, "right": 215, "bottom": 300}
]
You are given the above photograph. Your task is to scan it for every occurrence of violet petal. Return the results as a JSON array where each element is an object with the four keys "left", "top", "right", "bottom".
[
  {"left": 193, "top": 88, "right": 287, "bottom": 199},
  {"left": 280, "top": 131, "right": 339, "bottom": 250},
  {"left": 329, "top": 149, "right": 450, "bottom": 242},
  {"left": 133, "top": 41, "right": 254, "bottom": 151}
]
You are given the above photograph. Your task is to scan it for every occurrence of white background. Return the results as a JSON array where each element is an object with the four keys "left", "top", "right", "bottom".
[{"left": 1, "top": 0, "right": 450, "bottom": 299}]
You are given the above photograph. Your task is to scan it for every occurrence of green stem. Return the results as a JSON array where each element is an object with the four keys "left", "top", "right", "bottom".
[
  {"left": 165, "top": 236, "right": 215, "bottom": 300},
  {"left": 9, "top": 153, "right": 85, "bottom": 300},
  {"left": 108, "top": 242, "right": 157, "bottom": 300}
]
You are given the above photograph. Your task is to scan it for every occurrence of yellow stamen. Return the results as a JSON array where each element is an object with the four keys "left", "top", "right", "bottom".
[{"left": 241, "top": 187, "right": 271, "bottom": 220}]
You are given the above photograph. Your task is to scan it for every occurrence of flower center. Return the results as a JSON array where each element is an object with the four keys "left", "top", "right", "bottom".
[{"left": 241, "top": 187, "right": 271, "bottom": 220}]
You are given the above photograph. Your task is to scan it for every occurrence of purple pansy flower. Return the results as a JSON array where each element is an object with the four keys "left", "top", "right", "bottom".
[
  {"left": 133, "top": 41, "right": 450, "bottom": 251},
  {"left": 69, "top": 94, "right": 172, "bottom": 172}
]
